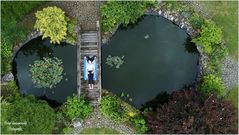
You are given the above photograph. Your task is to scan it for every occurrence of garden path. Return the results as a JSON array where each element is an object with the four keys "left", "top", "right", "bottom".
[{"left": 73, "top": 108, "right": 136, "bottom": 134}]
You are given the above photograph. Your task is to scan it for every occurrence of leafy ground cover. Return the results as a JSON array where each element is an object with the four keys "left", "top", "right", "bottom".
[
  {"left": 196, "top": 1, "right": 238, "bottom": 60},
  {"left": 80, "top": 128, "right": 120, "bottom": 134}
]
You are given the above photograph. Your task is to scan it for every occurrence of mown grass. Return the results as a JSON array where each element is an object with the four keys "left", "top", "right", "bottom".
[
  {"left": 197, "top": 1, "right": 238, "bottom": 60},
  {"left": 224, "top": 86, "right": 238, "bottom": 109},
  {"left": 80, "top": 128, "right": 120, "bottom": 134}
]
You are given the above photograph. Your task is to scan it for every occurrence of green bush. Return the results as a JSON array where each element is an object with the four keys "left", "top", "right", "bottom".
[
  {"left": 189, "top": 12, "right": 204, "bottom": 29},
  {"left": 200, "top": 74, "right": 225, "bottom": 96},
  {"left": 100, "top": 95, "right": 126, "bottom": 122},
  {"left": 34, "top": 6, "right": 67, "bottom": 44},
  {"left": 192, "top": 20, "right": 223, "bottom": 54},
  {"left": 29, "top": 57, "right": 64, "bottom": 88},
  {"left": 130, "top": 114, "right": 148, "bottom": 133},
  {"left": 63, "top": 95, "right": 93, "bottom": 120},
  {"left": 65, "top": 18, "right": 78, "bottom": 45},
  {"left": 1, "top": 96, "right": 56, "bottom": 134},
  {"left": 1, "top": 81, "right": 19, "bottom": 101},
  {"left": 101, "top": 1, "right": 156, "bottom": 32}
]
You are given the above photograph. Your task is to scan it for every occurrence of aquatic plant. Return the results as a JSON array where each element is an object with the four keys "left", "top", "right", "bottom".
[
  {"left": 106, "top": 55, "right": 124, "bottom": 69},
  {"left": 29, "top": 57, "right": 64, "bottom": 89},
  {"left": 34, "top": 6, "right": 67, "bottom": 44},
  {"left": 120, "top": 92, "right": 133, "bottom": 102}
]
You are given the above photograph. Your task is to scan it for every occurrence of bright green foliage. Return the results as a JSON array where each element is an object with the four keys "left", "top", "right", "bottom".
[
  {"left": 106, "top": 55, "right": 124, "bottom": 69},
  {"left": 29, "top": 57, "right": 64, "bottom": 88},
  {"left": 130, "top": 114, "right": 148, "bottom": 133},
  {"left": 100, "top": 95, "right": 126, "bottom": 122},
  {"left": 1, "top": 81, "right": 19, "bottom": 101},
  {"left": 34, "top": 6, "right": 67, "bottom": 44},
  {"left": 101, "top": 1, "right": 156, "bottom": 32},
  {"left": 162, "top": 1, "right": 192, "bottom": 12},
  {"left": 189, "top": 12, "right": 205, "bottom": 29},
  {"left": 63, "top": 95, "right": 93, "bottom": 120},
  {"left": 200, "top": 74, "right": 225, "bottom": 96},
  {"left": 192, "top": 20, "right": 222, "bottom": 54},
  {"left": 1, "top": 96, "right": 56, "bottom": 134}
]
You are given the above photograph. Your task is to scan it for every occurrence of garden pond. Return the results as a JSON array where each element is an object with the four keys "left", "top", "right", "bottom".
[
  {"left": 102, "top": 15, "right": 199, "bottom": 108},
  {"left": 13, "top": 36, "right": 77, "bottom": 104}
]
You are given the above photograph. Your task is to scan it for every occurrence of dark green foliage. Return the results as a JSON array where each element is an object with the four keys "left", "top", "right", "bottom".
[
  {"left": 1, "top": 1, "right": 45, "bottom": 75},
  {"left": 63, "top": 95, "right": 93, "bottom": 120},
  {"left": 200, "top": 74, "right": 225, "bottom": 96},
  {"left": 189, "top": 12, "right": 205, "bottom": 29},
  {"left": 1, "top": 96, "right": 56, "bottom": 134},
  {"left": 129, "top": 114, "right": 148, "bottom": 133},
  {"left": 29, "top": 57, "right": 64, "bottom": 88},
  {"left": 145, "top": 88, "right": 237, "bottom": 134},
  {"left": 101, "top": 1, "right": 156, "bottom": 32},
  {"left": 100, "top": 95, "right": 126, "bottom": 122},
  {"left": 65, "top": 18, "right": 78, "bottom": 45},
  {"left": 1, "top": 81, "right": 19, "bottom": 101}
]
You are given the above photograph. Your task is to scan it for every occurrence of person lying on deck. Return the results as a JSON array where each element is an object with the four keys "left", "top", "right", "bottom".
[{"left": 87, "top": 58, "right": 94, "bottom": 89}]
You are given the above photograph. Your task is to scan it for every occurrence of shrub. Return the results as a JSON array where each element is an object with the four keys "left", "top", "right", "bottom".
[
  {"left": 29, "top": 57, "right": 64, "bottom": 88},
  {"left": 189, "top": 12, "right": 204, "bottom": 29},
  {"left": 65, "top": 18, "right": 78, "bottom": 45},
  {"left": 1, "top": 81, "right": 19, "bottom": 101},
  {"left": 145, "top": 88, "right": 237, "bottom": 134},
  {"left": 34, "top": 6, "right": 67, "bottom": 44},
  {"left": 101, "top": 1, "right": 156, "bottom": 32},
  {"left": 130, "top": 114, "right": 148, "bottom": 133},
  {"left": 100, "top": 95, "right": 126, "bottom": 122},
  {"left": 1, "top": 96, "right": 56, "bottom": 134},
  {"left": 200, "top": 74, "right": 225, "bottom": 96},
  {"left": 192, "top": 20, "right": 222, "bottom": 54},
  {"left": 106, "top": 55, "right": 124, "bottom": 69},
  {"left": 63, "top": 95, "right": 93, "bottom": 120}
]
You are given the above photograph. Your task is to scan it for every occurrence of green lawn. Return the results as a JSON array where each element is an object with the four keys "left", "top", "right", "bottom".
[
  {"left": 197, "top": 1, "right": 238, "bottom": 60},
  {"left": 80, "top": 128, "right": 120, "bottom": 134},
  {"left": 224, "top": 86, "right": 238, "bottom": 108}
]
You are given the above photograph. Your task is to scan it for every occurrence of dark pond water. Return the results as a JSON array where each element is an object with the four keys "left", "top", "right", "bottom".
[
  {"left": 13, "top": 36, "right": 77, "bottom": 104},
  {"left": 102, "top": 16, "right": 199, "bottom": 108}
]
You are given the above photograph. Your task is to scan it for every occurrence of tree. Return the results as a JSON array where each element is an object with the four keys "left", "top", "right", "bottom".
[
  {"left": 1, "top": 96, "right": 56, "bottom": 134},
  {"left": 34, "top": 6, "right": 67, "bottom": 44},
  {"left": 192, "top": 20, "right": 222, "bottom": 54},
  {"left": 145, "top": 88, "right": 237, "bottom": 134},
  {"left": 29, "top": 57, "right": 64, "bottom": 88}
]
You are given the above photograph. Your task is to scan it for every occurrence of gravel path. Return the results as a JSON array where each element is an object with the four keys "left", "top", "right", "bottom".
[
  {"left": 221, "top": 56, "right": 238, "bottom": 90},
  {"left": 49, "top": 1, "right": 102, "bottom": 31},
  {"left": 73, "top": 108, "right": 136, "bottom": 134}
]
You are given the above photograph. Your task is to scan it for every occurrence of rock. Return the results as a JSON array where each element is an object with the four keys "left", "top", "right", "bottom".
[{"left": 1, "top": 72, "right": 14, "bottom": 85}]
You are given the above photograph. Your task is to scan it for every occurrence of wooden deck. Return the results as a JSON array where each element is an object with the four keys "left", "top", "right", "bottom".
[{"left": 77, "top": 21, "right": 101, "bottom": 106}]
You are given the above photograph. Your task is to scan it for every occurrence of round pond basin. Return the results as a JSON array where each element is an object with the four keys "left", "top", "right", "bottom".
[
  {"left": 13, "top": 36, "right": 77, "bottom": 104},
  {"left": 102, "top": 15, "right": 199, "bottom": 108}
]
